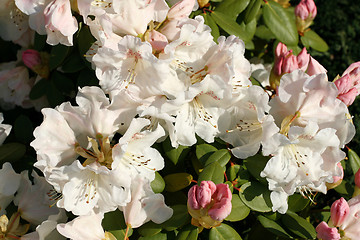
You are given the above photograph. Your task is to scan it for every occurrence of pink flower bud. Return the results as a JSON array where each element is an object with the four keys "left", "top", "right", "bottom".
[
  {"left": 295, "top": 0, "right": 317, "bottom": 20},
  {"left": 327, "top": 163, "right": 344, "bottom": 189},
  {"left": 208, "top": 184, "right": 232, "bottom": 221},
  {"left": 22, "top": 49, "right": 41, "bottom": 69},
  {"left": 355, "top": 168, "right": 360, "bottom": 188},
  {"left": 335, "top": 74, "right": 358, "bottom": 106},
  {"left": 275, "top": 42, "right": 288, "bottom": 59},
  {"left": 297, "top": 47, "right": 310, "bottom": 71},
  {"left": 167, "top": 0, "right": 195, "bottom": 20},
  {"left": 307, "top": 57, "right": 327, "bottom": 76},
  {"left": 331, "top": 197, "right": 350, "bottom": 227},
  {"left": 187, "top": 181, "right": 232, "bottom": 228},
  {"left": 282, "top": 53, "right": 299, "bottom": 74},
  {"left": 342, "top": 61, "right": 360, "bottom": 90},
  {"left": 316, "top": 221, "right": 340, "bottom": 240},
  {"left": 147, "top": 30, "right": 168, "bottom": 52}
]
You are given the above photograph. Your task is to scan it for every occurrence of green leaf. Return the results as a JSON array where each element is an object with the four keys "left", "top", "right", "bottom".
[
  {"left": 138, "top": 221, "right": 162, "bottom": 237},
  {"left": 77, "top": 23, "right": 96, "bottom": 56},
  {"left": 334, "top": 179, "right": 353, "bottom": 197},
  {"left": 225, "top": 194, "right": 250, "bottom": 221},
  {"left": 51, "top": 71, "right": 75, "bottom": 95},
  {"left": 161, "top": 205, "right": 191, "bottom": 231},
  {"left": 29, "top": 78, "right": 49, "bottom": 100},
  {"left": 0, "top": 143, "right": 26, "bottom": 164},
  {"left": 263, "top": 1, "right": 298, "bottom": 46},
  {"left": 49, "top": 44, "right": 70, "bottom": 71},
  {"left": 14, "top": 115, "right": 33, "bottom": 143},
  {"left": 301, "top": 30, "right": 329, "bottom": 52},
  {"left": 348, "top": 148, "right": 360, "bottom": 175},
  {"left": 243, "top": 0, "right": 262, "bottom": 24},
  {"left": 62, "top": 52, "right": 86, "bottom": 73},
  {"left": 46, "top": 81, "right": 66, "bottom": 108},
  {"left": 226, "top": 164, "right": 240, "bottom": 181},
  {"left": 239, "top": 181, "right": 272, "bottom": 212},
  {"left": 77, "top": 69, "right": 99, "bottom": 87},
  {"left": 203, "top": 13, "right": 220, "bottom": 42},
  {"left": 243, "top": 154, "right": 269, "bottom": 184},
  {"left": 209, "top": 223, "right": 242, "bottom": 240},
  {"left": 255, "top": 25, "right": 275, "bottom": 41},
  {"left": 102, "top": 209, "right": 133, "bottom": 239},
  {"left": 287, "top": 193, "right": 310, "bottom": 212},
  {"left": 33, "top": 33, "right": 47, "bottom": 51},
  {"left": 151, "top": 172, "right": 166, "bottom": 193},
  {"left": 215, "top": 0, "right": 250, "bottom": 20},
  {"left": 163, "top": 137, "right": 190, "bottom": 165},
  {"left": 258, "top": 215, "right": 293, "bottom": 238},
  {"left": 281, "top": 211, "right": 316, "bottom": 239},
  {"left": 198, "top": 162, "right": 224, "bottom": 184},
  {"left": 164, "top": 173, "right": 193, "bottom": 192},
  {"left": 175, "top": 225, "right": 199, "bottom": 240},
  {"left": 196, "top": 143, "right": 217, "bottom": 166},
  {"left": 139, "top": 232, "right": 167, "bottom": 240},
  {"left": 204, "top": 149, "right": 231, "bottom": 167},
  {"left": 211, "top": 11, "right": 251, "bottom": 41}
]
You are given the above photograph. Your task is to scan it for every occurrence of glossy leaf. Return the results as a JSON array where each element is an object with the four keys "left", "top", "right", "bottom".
[
  {"left": 215, "top": 0, "right": 250, "bottom": 20},
  {"left": 287, "top": 193, "right": 310, "bottom": 212},
  {"left": 175, "top": 225, "right": 199, "bottom": 240},
  {"left": 301, "top": 30, "right": 329, "bottom": 52},
  {"left": 227, "top": 164, "right": 240, "bottom": 181},
  {"left": 164, "top": 173, "right": 193, "bottom": 192},
  {"left": 348, "top": 148, "right": 360, "bottom": 175},
  {"left": 102, "top": 209, "right": 133, "bottom": 238},
  {"left": 263, "top": 1, "right": 298, "bottom": 46},
  {"left": 138, "top": 221, "right": 162, "bottom": 237},
  {"left": 243, "top": 154, "right": 269, "bottom": 184},
  {"left": 139, "top": 232, "right": 167, "bottom": 240},
  {"left": 29, "top": 78, "right": 49, "bottom": 100},
  {"left": 209, "top": 223, "right": 242, "bottom": 240},
  {"left": 204, "top": 149, "right": 231, "bottom": 167},
  {"left": 258, "top": 215, "right": 293, "bottom": 239},
  {"left": 244, "top": 0, "right": 262, "bottom": 24},
  {"left": 161, "top": 205, "right": 191, "bottom": 231},
  {"left": 281, "top": 211, "right": 316, "bottom": 239},
  {"left": 255, "top": 25, "right": 275, "bottom": 40},
  {"left": 49, "top": 44, "right": 70, "bottom": 71},
  {"left": 151, "top": 172, "right": 165, "bottom": 193},
  {"left": 62, "top": 52, "right": 86, "bottom": 73},
  {"left": 198, "top": 162, "right": 224, "bottom": 184},
  {"left": 225, "top": 194, "right": 250, "bottom": 221},
  {"left": 51, "top": 71, "right": 75, "bottom": 95},
  {"left": 163, "top": 138, "right": 190, "bottom": 165},
  {"left": 196, "top": 143, "right": 217, "bottom": 166},
  {"left": 203, "top": 13, "right": 220, "bottom": 42},
  {"left": 239, "top": 181, "right": 272, "bottom": 212}
]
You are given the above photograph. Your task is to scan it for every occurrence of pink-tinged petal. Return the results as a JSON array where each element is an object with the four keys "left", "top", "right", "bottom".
[
  {"left": 331, "top": 197, "right": 350, "bottom": 227},
  {"left": 196, "top": 181, "right": 216, "bottom": 209},
  {"left": 22, "top": 49, "right": 41, "bottom": 69},
  {"left": 282, "top": 54, "right": 298, "bottom": 74},
  {"left": 297, "top": 47, "right": 310, "bottom": 71},
  {"left": 335, "top": 74, "right": 352, "bottom": 94},
  {"left": 275, "top": 42, "right": 287, "bottom": 58},
  {"left": 187, "top": 185, "right": 200, "bottom": 210},
  {"left": 316, "top": 221, "right": 340, "bottom": 240},
  {"left": 167, "top": 0, "right": 195, "bottom": 20},
  {"left": 147, "top": 30, "right": 168, "bottom": 51},
  {"left": 295, "top": 0, "right": 317, "bottom": 20},
  {"left": 342, "top": 61, "right": 360, "bottom": 91},
  {"left": 337, "top": 87, "right": 357, "bottom": 106},
  {"left": 307, "top": 57, "right": 327, "bottom": 76},
  {"left": 208, "top": 184, "right": 232, "bottom": 221},
  {"left": 331, "top": 162, "right": 344, "bottom": 185},
  {"left": 273, "top": 57, "right": 283, "bottom": 76}
]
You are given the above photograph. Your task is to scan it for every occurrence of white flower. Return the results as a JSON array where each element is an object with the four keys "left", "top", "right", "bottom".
[
  {"left": 121, "top": 175, "right": 173, "bottom": 228},
  {"left": 0, "top": 163, "right": 21, "bottom": 216},
  {"left": 112, "top": 118, "right": 165, "bottom": 181},
  {"left": 57, "top": 213, "right": 116, "bottom": 240},
  {"left": 0, "top": 113, "right": 11, "bottom": 146},
  {"left": 260, "top": 121, "right": 345, "bottom": 213},
  {"left": 218, "top": 86, "right": 278, "bottom": 159}
]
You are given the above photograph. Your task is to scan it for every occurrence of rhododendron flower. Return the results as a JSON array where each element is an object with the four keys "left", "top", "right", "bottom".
[
  {"left": 295, "top": 0, "right": 317, "bottom": 33},
  {"left": 0, "top": 163, "right": 21, "bottom": 216},
  {"left": 334, "top": 61, "right": 360, "bottom": 106},
  {"left": 0, "top": 113, "right": 11, "bottom": 146},
  {"left": 316, "top": 221, "right": 340, "bottom": 240},
  {"left": 187, "top": 181, "right": 232, "bottom": 228},
  {"left": 57, "top": 213, "right": 116, "bottom": 240}
]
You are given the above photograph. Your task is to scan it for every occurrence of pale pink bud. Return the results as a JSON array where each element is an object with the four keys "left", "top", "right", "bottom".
[
  {"left": 342, "top": 61, "right": 360, "bottom": 89},
  {"left": 297, "top": 47, "right": 310, "bottom": 71},
  {"left": 282, "top": 53, "right": 299, "bottom": 74},
  {"left": 307, "top": 57, "right": 327, "bottom": 76},
  {"left": 331, "top": 197, "right": 350, "bottom": 227},
  {"left": 295, "top": 0, "right": 317, "bottom": 20},
  {"left": 335, "top": 74, "right": 358, "bottom": 106},
  {"left": 147, "top": 30, "right": 168, "bottom": 52},
  {"left": 208, "top": 184, "right": 232, "bottom": 221},
  {"left": 316, "top": 221, "right": 340, "bottom": 240},
  {"left": 275, "top": 42, "right": 288, "bottom": 59},
  {"left": 167, "top": 0, "right": 195, "bottom": 20},
  {"left": 273, "top": 57, "right": 284, "bottom": 76},
  {"left": 22, "top": 49, "right": 41, "bottom": 69},
  {"left": 188, "top": 181, "right": 216, "bottom": 210},
  {"left": 355, "top": 168, "right": 360, "bottom": 188}
]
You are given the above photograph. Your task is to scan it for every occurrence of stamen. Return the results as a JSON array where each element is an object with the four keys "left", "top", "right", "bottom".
[
  {"left": 226, "top": 119, "right": 261, "bottom": 133},
  {"left": 192, "top": 97, "right": 217, "bottom": 128},
  {"left": 91, "top": 0, "right": 112, "bottom": 9}
]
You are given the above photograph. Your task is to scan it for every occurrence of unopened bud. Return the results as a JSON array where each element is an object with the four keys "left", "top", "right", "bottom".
[
  {"left": 295, "top": 0, "right": 317, "bottom": 33},
  {"left": 307, "top": 57, "right": 327, "bottom": 76},
  {"left": 330, "top": 197, "right": 350, "bottom": 227},
  {"left": 22, "top": 49, "right": 49, "bottom": 79},
  {"left": 187, "top": 181, "right": 232, "bottom": 229},
  {"left": 316, "top": 221, "right": 341, "bottom": 240},
  {"left": 167, "top": 0, "right": 195, "bottom": 20}
]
